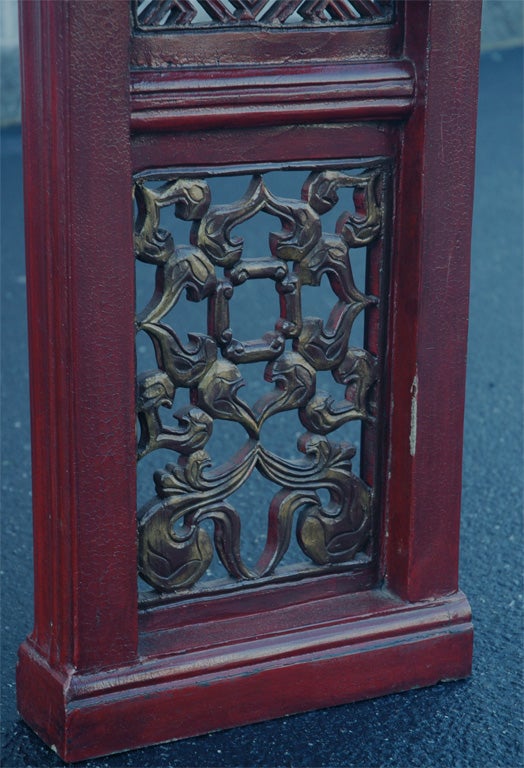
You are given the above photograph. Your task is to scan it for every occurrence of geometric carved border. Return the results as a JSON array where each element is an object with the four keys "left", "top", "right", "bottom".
[{"left": 133, "top": 0, "right": 394, "bottom": 29}]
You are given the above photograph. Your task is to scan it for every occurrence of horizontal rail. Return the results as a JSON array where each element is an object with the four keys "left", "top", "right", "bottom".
[{"left": 130, "top": 59, "right": 416, "bottom": 132}]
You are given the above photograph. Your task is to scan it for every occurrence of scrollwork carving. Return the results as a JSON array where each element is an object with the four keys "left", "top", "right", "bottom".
[
  {"left": 134, "top": 179, "right": 211, "bottom": 265},
  {"left": 137, "top": 246, "right": 217, "bottom": 326},
  {"left": 195, "top": 175, "right": 321, "bottom": 267},
  {"left": 294, "top": 301, "right": 368, "bottom": 370},
  {"left": 253, "top": 352, "right": 316, "bottom": 427},
  {"left": 137, "top": 370, "right": 213, "bottom": 458},
  {"left": 135, "top": 166, "right": 386, "bottom": 592},
  {"left": 138, "top": 443, "right": 258, "bottom": 589},
  {"left": 196, "top": 360, "right": 259, "bottom": 436}
]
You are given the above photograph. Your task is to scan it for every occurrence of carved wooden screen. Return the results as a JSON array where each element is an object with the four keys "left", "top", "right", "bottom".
[
  {"left": 133, "top": 0, "right": 394, "bottom": 27},
  {"left": 17, "top": 1, "right": 482, "bottom": 761},
  {"left": 135, "top": 164, "right": 386, "bottom": 595}
]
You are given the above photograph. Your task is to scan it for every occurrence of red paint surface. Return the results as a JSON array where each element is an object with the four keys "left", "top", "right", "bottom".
[{"left": 17, "top": 0, "right": 481, "bottom": 761}]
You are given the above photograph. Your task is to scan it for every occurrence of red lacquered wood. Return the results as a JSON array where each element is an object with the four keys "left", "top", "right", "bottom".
[
  {"left": 17, "top": 0, "right": 481, "bottom": 761},
  {"left": 18, "top": 590, "right": 472, "bottom": 762},
  {"left": 130, "top": 60, "right": 415, "bottom": 132},
  {"left": 130, "top": 20, "right": 403, "bottom": 69},
  {"left": 18, "top": 0, "right": 137, "bottom": 671},
  {"left": 384, "top": 0, "right": 482, "bottom": 601},
  {"left": 131, "top": 122, "right": 397, "bottom": 174}
]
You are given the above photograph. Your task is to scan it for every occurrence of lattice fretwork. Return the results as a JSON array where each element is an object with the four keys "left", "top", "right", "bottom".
[{"left": 133, "top": 0, "right": 394, "bottom": 28}]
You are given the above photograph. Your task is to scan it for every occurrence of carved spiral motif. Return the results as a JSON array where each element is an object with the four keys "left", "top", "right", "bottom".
[{"left": 135, "top": 168, "right": 384, "bottom": 592}]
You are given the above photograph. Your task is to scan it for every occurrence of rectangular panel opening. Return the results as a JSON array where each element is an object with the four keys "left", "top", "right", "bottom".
[{"left": 134, "top": 162, "right": 390, "bottom": 615}]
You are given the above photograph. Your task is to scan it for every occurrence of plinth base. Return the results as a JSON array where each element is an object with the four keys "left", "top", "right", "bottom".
[{"left": 17, "top": 589, "right": 473, "bottom": 763}]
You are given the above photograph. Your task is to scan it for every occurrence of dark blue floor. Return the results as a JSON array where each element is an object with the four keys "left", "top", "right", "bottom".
[{"left": 1, "top": 47, "right": 523, "bottom": 767}]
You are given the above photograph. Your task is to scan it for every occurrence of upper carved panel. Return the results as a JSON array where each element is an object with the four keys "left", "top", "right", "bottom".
[{"left": 133, "top": 0, "right": 394, "bottom": 29}]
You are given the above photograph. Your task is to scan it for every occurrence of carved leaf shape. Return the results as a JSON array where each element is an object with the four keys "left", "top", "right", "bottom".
[
  {"left": 253, "top": 352, "right": 316, "bottom": 426},
  {"left": 142, "top": 323, "right": 217, "bottom": 388},
  {"left": 183, "top": 450, "right": 213, "bottom": 489},
  {"left": 294, "top": 302, "right": 363, "bottom": 370},
  {"left": 137, "top": 370, "right": 175, "bottom": 413},
  {"left": 304, "top": 169, "right": 372, "bottom": 214},
  {"left": 299, "top": 235, "right": 369, "bottom": 304},
  {"left": 134, "top": 182, "right": 174, "bottom": 265},
  {"left": 197, "top": 360, "right": 258, "bottom": 436},
  {"left": 297, "top": 477, "right": 371, "bottom": 565},
  {"left": 137, "top": 245, "right": 217, "bottom": 326},
  {"left": 195, "top": 175, "right": 266, "bottom": 267},
  {"left": 138, "top": 402, "right": 214, "bottom": 461},
  {"left": 152, "top": 464, "right": 191, "bottom": 498},
  {"left": 267, "top": 198, "right": 321, "bottom": 263},
  {"left": 169, "top": 407, "right": 214, "bottom": 455},
  {"left": 299, "top": 391, "right": 365, "bottom": 434},
  {"left": 337, "top": 174, "right": 382, "bottom": 248},
  {"left": 139, "top": 520, "right": 213, "bottom": 591},
  {"left": 160, "top": 178, "right": 211, "bottom": 221},
  {"left": 334, "top": 347, "right": 377, "bottom": 412}
]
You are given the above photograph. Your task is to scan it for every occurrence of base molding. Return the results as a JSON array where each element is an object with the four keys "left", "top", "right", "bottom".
[{"left": 17, "top": 589, "right": 473, "bottom": 763}]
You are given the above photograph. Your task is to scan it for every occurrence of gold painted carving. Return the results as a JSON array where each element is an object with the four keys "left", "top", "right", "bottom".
[{"left": 135, "top": 168, "right": 384, "bottom": 592}]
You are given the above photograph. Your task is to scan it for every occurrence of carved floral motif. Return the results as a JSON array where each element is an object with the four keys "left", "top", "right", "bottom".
[{"left": 135, "top": 167, "right": 385, "bottom": 592}]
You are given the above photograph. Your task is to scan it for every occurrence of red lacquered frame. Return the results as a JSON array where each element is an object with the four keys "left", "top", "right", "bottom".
[{"left": 17, "top": 1, "right": 481, "bottom": 762}]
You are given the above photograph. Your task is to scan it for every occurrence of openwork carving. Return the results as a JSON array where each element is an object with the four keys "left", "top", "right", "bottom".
[
  {"left": 133, "top": 0, "right": 394, "bottom": 29},
  {"left": 135, "top": 167, "right": 385, "bottom": 592}
]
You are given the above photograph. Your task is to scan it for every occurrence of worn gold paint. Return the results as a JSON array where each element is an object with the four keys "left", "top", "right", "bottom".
[{"left": 135, "top": 169, "right": 383, "bottom": 592}]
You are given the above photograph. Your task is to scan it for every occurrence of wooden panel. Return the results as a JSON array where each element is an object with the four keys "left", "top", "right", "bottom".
[
  {"left": 16, "top": 0, "right": 481, "bottom": 761},
  {"left": 131, "top": 122, "right": 397, "bottom": 172},
  {"left": 384, "top": 0, "right": 482, "bottom": 601},
  {"left": 130, "top": 15, "right": 403, "bottom": 68},
  {"left": 18, "top": 0, "right": 137, "bottom": 671},
  {"left": 130, "top": 60, "right": 415, "bottom": 131},
  {"left": 18, "top": 590, "right": 472, "bottom": 762}
]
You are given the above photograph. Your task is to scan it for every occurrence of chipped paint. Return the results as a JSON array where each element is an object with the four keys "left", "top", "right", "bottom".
[{"left": 410, "top": 372, "right": 418, "bottom": 457}]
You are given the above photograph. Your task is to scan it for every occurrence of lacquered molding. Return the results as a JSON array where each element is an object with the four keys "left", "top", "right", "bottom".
[
  {"left": 130, "top": 123, "right": 397, "bottom": 174},
  {"left": 130, "top": 59, "right": 415, "bottom": 132},
  {"left": 130, "top": 23, "right": 404, "bottom": 69},
  {"left": 17, "top": 589, "right": 472, "bottom": 761},
  {"left": 20, "top": 589, "right": 471, "bottom": 701}
]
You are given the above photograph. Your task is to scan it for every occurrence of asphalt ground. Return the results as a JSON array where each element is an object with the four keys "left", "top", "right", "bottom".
[{"left": 1, "top": 46, "right": 523, "bottom": 768}]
